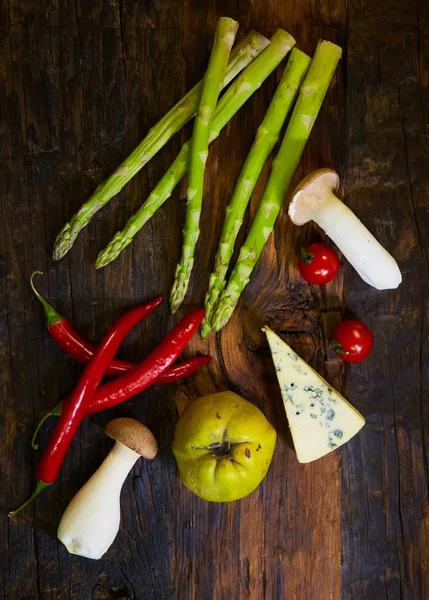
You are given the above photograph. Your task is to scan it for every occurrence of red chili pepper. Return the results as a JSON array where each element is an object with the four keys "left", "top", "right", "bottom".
[
  {"left": 30, "top": 271, "right": 209, "bottom": 386},
  {"left": 28, "top": 272, "right": 211, "bottom": 448},
  {"left": 9, "top": 300, "right": 163, "bottom": 516},
  {"left": 82, "top": 308, "right": 205, "bottom": 414},
  {"left": 156, "top": 355, "right": 210, "bottom": 384},
  {"left": 31, "top": 354, "right": 211, "bottom": 449},
  {"left": 30, "top": 271, "right": 160, "bottom": 377}
]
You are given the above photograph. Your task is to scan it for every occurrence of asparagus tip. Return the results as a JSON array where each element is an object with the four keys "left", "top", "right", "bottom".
[
  {"left": 95, "top": 245, "right": 118, "bottom": 269},
  {"left": 200, "top": 320, "right": 213, "bottom": 339}
]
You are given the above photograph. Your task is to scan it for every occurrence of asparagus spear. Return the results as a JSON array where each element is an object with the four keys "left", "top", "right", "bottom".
[
  {"left": 170, "top": 17, "right": 239, "bottom": 314},
  {"left": 96, "top": 29, "right": 296, "bottom": 270},
  {"left": 201, "top": 48, "right": 311, "bottom": 338},
  {"left": 52, "top": 31, "right": 269, "bottom": 261},
  {"left": 211, "top": 40, "right": 342, "bottom": 333}
]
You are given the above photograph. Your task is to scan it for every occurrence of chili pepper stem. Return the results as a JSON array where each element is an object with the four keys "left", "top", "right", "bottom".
[
  {"left": 8, "top": 480, "right": 50, "bottom": 517},
  {"left": 30, "top": 271, "right": 63, "bottom": 327},
  {"left": 31, "top": 402, "right": 63, "bottom": 450}
]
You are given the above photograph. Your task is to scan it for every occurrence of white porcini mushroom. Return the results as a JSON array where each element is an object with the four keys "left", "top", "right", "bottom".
[
  {"left": 288, "top": 169, "right": 402, "bottom": 290},
  {"left": 58, "top": 418, "right": 158, "bottom": 560}
]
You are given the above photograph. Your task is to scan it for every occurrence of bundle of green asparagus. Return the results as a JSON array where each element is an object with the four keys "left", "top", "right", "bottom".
[
  {"left": 210, "top": 41, "right": 342, "bottom": 333},
  {"left": 53, "top": 26, "right": 270, "bottom": 261},
  {"left": 95, "top": 28, "right": 295, "bottom": 270},
  {"left": 200, "top": 47, "right": 311, "bottom": 338},
  {"left": 53, "top": 18, "right": 342, "bottom": 339}
]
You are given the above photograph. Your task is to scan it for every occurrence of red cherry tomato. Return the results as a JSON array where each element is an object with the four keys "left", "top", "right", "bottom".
[
  {"left": 331, "top": 320, "right": 373, "bottom": 363},
  {"left": 298, "top": 243, "right": 340, "bottom": 285}
]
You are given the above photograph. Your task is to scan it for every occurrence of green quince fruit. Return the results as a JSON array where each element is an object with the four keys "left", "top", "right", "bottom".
[{"left": 172, "top": 391, "right": 277, "bottom": 502}]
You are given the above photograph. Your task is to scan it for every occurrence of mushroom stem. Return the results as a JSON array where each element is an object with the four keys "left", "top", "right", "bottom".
[
  {"left": 96, "top": 441, "right": 140, "bottom": 485},
  {"left": 316, "top": 192, "right": 401, "bottom": 289},
  {"left": 58, "top": 442, "right": 139, "bottom": 560},
  {"left": 58, "top": 418, "right": 157, "bottom": 559}
]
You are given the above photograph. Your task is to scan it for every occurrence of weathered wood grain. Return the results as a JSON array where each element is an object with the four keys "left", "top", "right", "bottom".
[
  {"left": 341, "top": 0, "right": 429, "bottom": 598},
  {"left": 0, "top": 0, "right": 428, "bottom": 599}
]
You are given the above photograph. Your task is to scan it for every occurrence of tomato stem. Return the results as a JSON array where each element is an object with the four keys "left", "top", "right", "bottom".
[
  {"left": 330, "top": 340, "right": 353, "bottom": 355},
  {"left": 300, "top": 246, "right": 314, "bottom": 264}
]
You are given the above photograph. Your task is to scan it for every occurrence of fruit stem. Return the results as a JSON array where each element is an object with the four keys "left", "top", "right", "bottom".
[{"left": 300, "top": 247, "right": 314, "bottom": 264}]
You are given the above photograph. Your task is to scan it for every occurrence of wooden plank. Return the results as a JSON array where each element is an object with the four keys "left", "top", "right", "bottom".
[
  {"left": 2, "top": 0, "right": 428, "bottom": 599},
  {"left": 342, "top": 0, "right": 429, "bottom": 598}
]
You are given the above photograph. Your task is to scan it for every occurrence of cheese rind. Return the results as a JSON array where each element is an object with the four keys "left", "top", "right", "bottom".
[{"left": 263, "top": 326, "right": 365, "bottom": 463}]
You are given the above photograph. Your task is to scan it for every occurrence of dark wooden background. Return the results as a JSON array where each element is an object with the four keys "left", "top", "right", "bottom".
[{"left": 1, "top": 0, "right": 428, "bottom": 599}]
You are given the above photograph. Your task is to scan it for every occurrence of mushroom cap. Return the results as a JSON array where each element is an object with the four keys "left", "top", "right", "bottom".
[
  {"left": 288, "top": 168, "right": 340, "bottom": 226},
  {"left": 105, "top": 418, "right": 158, "bottom": 459}
]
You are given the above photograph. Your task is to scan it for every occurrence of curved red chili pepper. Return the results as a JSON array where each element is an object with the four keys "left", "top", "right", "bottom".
[
  {"left": 9, "top": 299, "right": 163, "bottom": 516},
  {"left": 156, "top": 355, "right": 210, "bottom": 383},
  {"left": 30, "top": 271, "right": 155, "bottom": 377},
  {"left": 49, "top": 321, "right": 138, "bottom": 376},
  {"left": 28, "top": 272, "right": 211, "bottom": 450},
  {"left": 84, "top": 307, "right": 205, "bottom": 413},
  {"left": 30, "top": 272, "right": 209, "bottom": 384},
  {"left": 31, "top": 355, "right": 212, "bottom": 449}
]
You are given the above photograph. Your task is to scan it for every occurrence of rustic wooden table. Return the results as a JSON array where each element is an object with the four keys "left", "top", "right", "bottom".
[{"left": 1, "top": 1, "right": 428, "bottom": 599}]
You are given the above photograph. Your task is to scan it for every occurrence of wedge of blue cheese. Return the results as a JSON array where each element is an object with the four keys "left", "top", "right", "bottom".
[{"left": 263, "top": 326, "right": 365, "bottom": 463}]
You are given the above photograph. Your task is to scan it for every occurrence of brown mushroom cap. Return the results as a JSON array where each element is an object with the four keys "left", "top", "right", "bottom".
[
  {"left": 105, "top": 418, "right": 158, "bottom": 459},
  {"left": 288, "top": 168, "right": 340, "bottom": 226}
]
